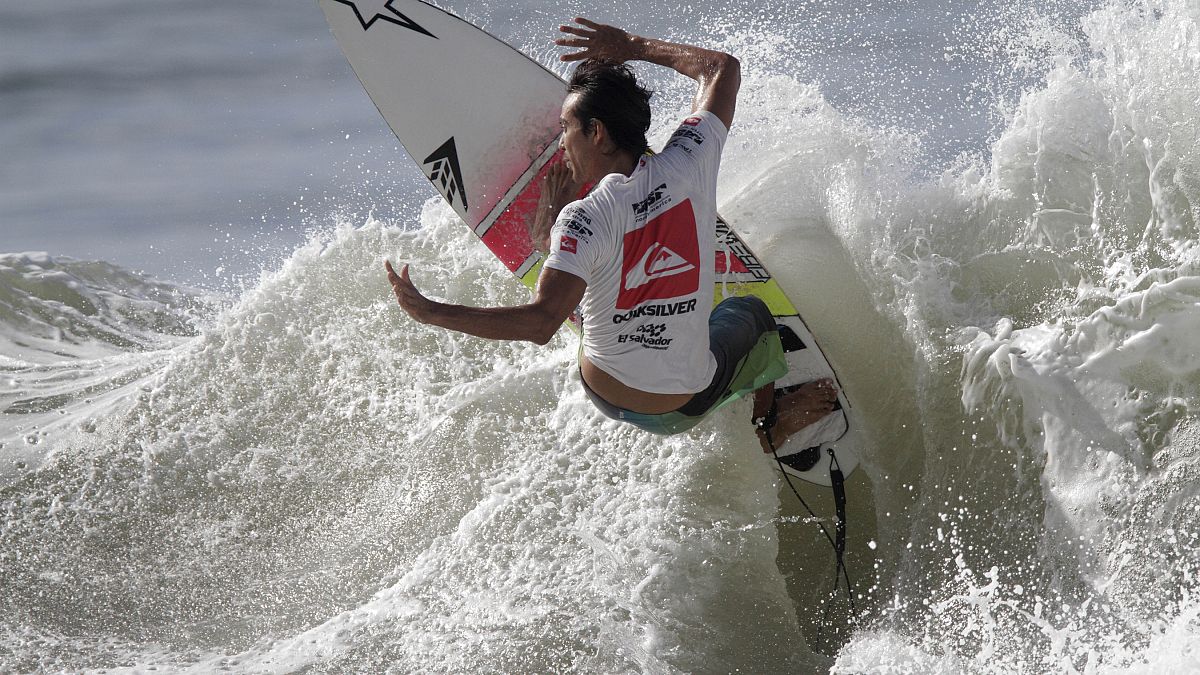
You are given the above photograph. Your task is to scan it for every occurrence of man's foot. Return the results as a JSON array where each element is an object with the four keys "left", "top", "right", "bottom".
[{"left": 752, "top": 378, "right": 839, "bottom": 453}]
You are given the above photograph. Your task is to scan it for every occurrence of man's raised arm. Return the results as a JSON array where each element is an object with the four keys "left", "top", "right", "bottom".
[{"left": 554, "top": 18, "right": 741, "bottom": 130}]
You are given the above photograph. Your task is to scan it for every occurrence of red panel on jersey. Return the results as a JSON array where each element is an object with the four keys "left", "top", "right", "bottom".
[{"left": 618, "top": 200, "right": 700, "bottom": 310}]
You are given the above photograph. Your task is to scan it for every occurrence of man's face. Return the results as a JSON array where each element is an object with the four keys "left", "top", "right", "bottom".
[{"left": 559, "top": 93, "right": 590, "bottom": 183}]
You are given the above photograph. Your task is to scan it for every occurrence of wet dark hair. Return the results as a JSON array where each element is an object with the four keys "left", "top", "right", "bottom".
[{"left": 567, "top": 60, "right": 653, "bottom": 156}]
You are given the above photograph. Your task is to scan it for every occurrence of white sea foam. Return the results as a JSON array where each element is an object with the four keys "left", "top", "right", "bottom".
[
  {"left": 0, "top": 209, "right": 840, "bottom": 672},
  {"left": 3, "top": 0, "right": 1200, "bottom": 672}
]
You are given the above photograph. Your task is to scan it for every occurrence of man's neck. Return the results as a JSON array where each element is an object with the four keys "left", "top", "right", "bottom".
[{"left": 590, "top": 151, "right": 639, "bottom": 183}]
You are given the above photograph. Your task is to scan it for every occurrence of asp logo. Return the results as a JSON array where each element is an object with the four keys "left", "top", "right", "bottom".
[
  {"left": 617, "top": 200, "right": 700, "bottom": 310},
  {"left": 632, "top": 183, "right": 669, "bottom": 217}
]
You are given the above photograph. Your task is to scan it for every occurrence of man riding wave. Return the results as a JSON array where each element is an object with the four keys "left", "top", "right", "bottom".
[{"left": 387, "top": 18, "right": 837, "bottom": 446}]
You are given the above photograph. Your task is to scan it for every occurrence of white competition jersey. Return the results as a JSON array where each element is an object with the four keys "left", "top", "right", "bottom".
[{"left": 543, "top": 111, "right": 728, "bottom": 394}]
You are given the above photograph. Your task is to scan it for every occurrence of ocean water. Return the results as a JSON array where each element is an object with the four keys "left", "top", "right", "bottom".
[{"left": 3, "top": 0, "right": 1199, "bottom": 672}]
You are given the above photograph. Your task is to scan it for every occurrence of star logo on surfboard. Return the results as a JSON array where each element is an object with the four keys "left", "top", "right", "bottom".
[
  {"left": 330, "top": 0, "right": 437, "bottom": 38},
  {"left": 423, "top": 137, "right": 468, "bottom": 212}
]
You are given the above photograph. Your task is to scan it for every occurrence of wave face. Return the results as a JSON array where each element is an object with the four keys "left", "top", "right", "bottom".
[
  {"left": 1, "top": 214, "right": 817, "bottom": 672},
  {"left": 3, "top": 0, "right": 1200, "bottom": 672}
]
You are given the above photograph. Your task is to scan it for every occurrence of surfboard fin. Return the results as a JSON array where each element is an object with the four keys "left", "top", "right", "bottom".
[
  {"left": 776, "top": 446, "right": 822, "bottom": 472},
  {"left": 777, "top": 324, "right": 807, "bottom": 352}
]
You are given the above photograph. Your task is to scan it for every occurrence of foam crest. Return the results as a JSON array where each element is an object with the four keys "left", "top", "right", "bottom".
[
  {"left": 2, "top": 206, "right": 831, "bottom": 671},
  {"left": 938, "top": 1, "right": 1200, "bottom": 667}
]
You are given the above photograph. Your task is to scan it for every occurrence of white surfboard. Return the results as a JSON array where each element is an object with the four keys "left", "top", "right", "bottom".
[{"left": 319, "top": 0, "right": 859, "bottom": 486}]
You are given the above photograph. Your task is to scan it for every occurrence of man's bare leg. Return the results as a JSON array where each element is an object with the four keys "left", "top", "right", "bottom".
[{"left": 751, "top": 378, "right": 838, "bottom": 453}]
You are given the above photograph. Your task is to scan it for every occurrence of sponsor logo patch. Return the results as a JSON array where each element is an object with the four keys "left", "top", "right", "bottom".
[
  {"left": 560, "top": 235, "right": 577, "bottom": 253},
  {"left": 683, "top": 116, "right": 702, "bottom": 126},
  {"left": 631, "top": 183, "right": 669, "bottom": 217},
  {"left": 563, "top": 219, "right": 593, "bottom": 238},
  {"left": 618, "top": 323, "right": 675, "bottom": 350},
  {"left": 617, "top": 200, "right": 700, "bottom": 310},
  {"left": 669, "top": 127, "right": 705, "bottom": 145},
  {"left": 562, "top": 205, "right": 592, "bottom": 225}
]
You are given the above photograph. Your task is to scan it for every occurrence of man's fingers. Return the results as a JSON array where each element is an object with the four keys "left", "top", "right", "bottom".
[
  {"left": 573, "top": 17, "right": 602, "bottom": 29},
  {"left": 559, "top": 51, "right": 588, "bottom": 62},
  {"left": 385, "top": 260, "right": 417, "bottom": 299},
  {"left": 557, "top": 25, "right": 593, "bottom": 37},
  {"left": 385, "top": 260, "right": 403, "bottom": 292}
]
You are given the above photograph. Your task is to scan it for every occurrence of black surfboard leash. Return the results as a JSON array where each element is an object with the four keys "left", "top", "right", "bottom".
[{"left": 755, "top": 408, "right": 857, "bottom": 650}]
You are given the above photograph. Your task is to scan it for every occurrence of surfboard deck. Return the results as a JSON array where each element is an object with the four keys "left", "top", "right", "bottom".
[{"left": 319, "top": 0, "right": 858, "bottom": 485}]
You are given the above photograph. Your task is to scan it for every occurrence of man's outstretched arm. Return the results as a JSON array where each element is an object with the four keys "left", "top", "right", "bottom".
[
  {"left": 555, "top": 18, "right": 741, "bottom": 130},
  {"left": 385, "top": 260, "right": 585, "bottom": 345}
]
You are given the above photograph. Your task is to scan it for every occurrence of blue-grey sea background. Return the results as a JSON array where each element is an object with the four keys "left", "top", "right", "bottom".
[
  {"left": 4, "top": 0, "right": 1200, "bottom": 672},
  {"left": 4, "top": 0, "right": 1058, "bottom": 285}
]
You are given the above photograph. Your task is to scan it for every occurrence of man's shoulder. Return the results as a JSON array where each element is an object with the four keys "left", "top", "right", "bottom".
[
  {"left": 664, "top": 111, "right": 727, "bottom": 156},
  {"left": 556, "top": 199, "right": 602, "bottom": 236},
  {"left": 553, "top": 186, "right": 625, "bottom": 250}
]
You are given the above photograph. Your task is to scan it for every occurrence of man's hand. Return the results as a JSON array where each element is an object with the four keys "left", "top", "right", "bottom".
[
  {"left": 530, "top": 159, "right": 584, "bottom": 253},
  {"left": 384, "top": 257, "right": 585, "bottom": 345},
  {"left": 554, "top": 17, "right": 740, "bottom": 130},
  {"left": 555, "top": 18, "right": 639, "bottom": 63},
  {"left": 385, "top": 260, "right": 436, "bottom": 323}
]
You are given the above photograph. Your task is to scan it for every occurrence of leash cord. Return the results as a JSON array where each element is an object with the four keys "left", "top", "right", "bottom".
[{"left": 757, "top": 415, "right": 857, "bottom": 649}]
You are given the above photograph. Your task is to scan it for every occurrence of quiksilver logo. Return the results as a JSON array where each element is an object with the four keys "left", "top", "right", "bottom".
[
  {"left": 423, "top": 137, "right": 468, "bottom": 212},
  {"left": 331, "top": 0, "right": 437, "bottom": 38},
  {"left": 612, "top": 299, "right": 697, "bottom": 324},
  {"left": 624, "top": 243, "right": 696, "bottom": 291},
  {"left": 617, "top": 200, "right": 700, "bottom": 310}
]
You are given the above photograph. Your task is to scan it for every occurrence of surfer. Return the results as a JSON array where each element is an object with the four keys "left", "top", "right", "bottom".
[{"left": 386, "top": 18, "right": 837, "bottom": 446}]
